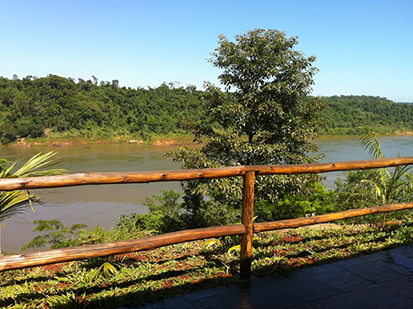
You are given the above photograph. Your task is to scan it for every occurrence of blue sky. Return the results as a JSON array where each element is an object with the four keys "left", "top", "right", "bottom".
[{"left": 0, "top": 0, "right": 412, "bottom": 102}]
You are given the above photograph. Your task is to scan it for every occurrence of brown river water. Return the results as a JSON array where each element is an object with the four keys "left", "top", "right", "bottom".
[{"left": 1, "top": 135, "right": 412, "bottom": 253}]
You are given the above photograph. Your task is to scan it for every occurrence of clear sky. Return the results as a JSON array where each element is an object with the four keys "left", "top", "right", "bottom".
[{"left": 0, "top": 0, "right": 412, "bottom": 102}]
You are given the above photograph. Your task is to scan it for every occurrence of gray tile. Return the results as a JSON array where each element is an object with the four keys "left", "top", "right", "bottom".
[
  {"left": 331, "top": 257, "right": 369, "bottom": 269},
  {"left": 385, "top": 245, "right": 413, "bottom": 256},
  {"left": 343, "top": 261, "right": 406, "bottom": 283},
  {"left": 373, "top": 254, "right": 413, "bottom": 276},
  {"left": 301, "top": 263, "right": 342, "bottom": 275},
  {"left": 184, "top": 285, "right": 235, "bottom": 302},
  {"left": 235, "top": 277, "right": 305, "bottom": 309},
  {"left": 272, "top": 271, "right": 341, "bottom": 303},
  {"left": 288, "top": 305, "right": 315, "bottom": 309},
  {"left": 188, "top": 293, "right": 254, "bottom": 309},
  {"left": 184, "top": 284, "right": 253, "bottom": 309},
  {"left": 129, "top": 296, "right": 196, "bottom": 309},
  {"left": 309, "top": 266, "right": 372, "bottom": 293},
  {"left": 359, "top": 251, "right": 388, "bottom": 262},
  {"left": 388, "top": 253, "right": 413, "bottom": 271},
  {"left": 381, "top": 277, "right": 413, "bottom": 300},
  {"left": 348, "top": 285, "right": 413, "bottom": 309},
  {"left": 309, "top": 293, "right": 374, "bottom": 309}
]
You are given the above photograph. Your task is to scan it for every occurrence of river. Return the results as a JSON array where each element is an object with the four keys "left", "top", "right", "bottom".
[{"left": 1, "top": 135, "right": 412, "bottom": 253}]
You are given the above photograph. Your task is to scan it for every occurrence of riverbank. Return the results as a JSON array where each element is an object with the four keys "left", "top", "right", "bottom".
[
  {"left": 7, "top": 129, "right": 413, "bottom": 148},
  {"left": 7, "top": 134, "right": 197, "bottom": 148}
]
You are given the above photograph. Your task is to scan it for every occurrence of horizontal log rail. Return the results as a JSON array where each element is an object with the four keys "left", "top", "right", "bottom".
[
  {"left": 0, "top": 157, "right": 412, "bottom": 191},
  {"left": 1, "top": 202, "right": 413, "bottom": 272},
  {"left": 0, "top": 225, "right": 245, "bottom": 272},
  {"left": 1, "top": 157, "right": 413, "bottom": 278},
  {"left": 254, "top": 202, "right": 413, "bottom": 233}
]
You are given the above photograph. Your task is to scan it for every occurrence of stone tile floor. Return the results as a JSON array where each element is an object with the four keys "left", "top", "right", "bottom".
[{"left": 118, "top": 245, "right": 413, "bottom": 309}]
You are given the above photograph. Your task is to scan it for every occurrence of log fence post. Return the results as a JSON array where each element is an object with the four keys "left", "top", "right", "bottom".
[{"left": 240, "top": 171, "right": 255, "bottom": 279}]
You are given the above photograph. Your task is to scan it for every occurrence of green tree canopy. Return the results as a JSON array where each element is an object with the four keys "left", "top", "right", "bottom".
[{"left": 168, "top": 29, "right": 325, "bottom": 223}]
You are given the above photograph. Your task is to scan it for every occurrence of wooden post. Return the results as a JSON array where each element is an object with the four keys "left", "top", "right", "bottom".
[{"left": 240, "top": 171, "right": 255, "bottom": 279}]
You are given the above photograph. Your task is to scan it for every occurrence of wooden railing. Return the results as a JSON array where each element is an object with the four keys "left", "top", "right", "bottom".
[{"left": 1, "top": 157, "right": 413, "bottom": 279}]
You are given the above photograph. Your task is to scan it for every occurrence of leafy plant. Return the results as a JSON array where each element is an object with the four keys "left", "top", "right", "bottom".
[
  {"left": 80, "top": 223, "right": 151, "bottom": 244},
  {"left": 255, "top": 182, "right": 336, "bottom": 221},
  {"left": 21, "top": 219, "right": 87, "bottom": 250},
  {"left": 22, "top": 218, "right": 152, "bottom": 251},
  {"left": 0, "top": 152, "right": 67, "bottom": 254},
  {"left": 334, "top": 128, "right": 413, "bottom": 225},
  {"left": 118, "top": 189, "right": 183, "bottom": 233}
]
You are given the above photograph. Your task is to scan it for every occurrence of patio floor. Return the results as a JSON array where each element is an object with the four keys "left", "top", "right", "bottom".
[{"left": 118, "top": 244, "right": 413, "bottom": 309}]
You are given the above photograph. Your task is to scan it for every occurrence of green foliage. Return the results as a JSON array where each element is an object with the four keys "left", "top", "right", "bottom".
[
  {"left": 357, "top": 128, "right": 413, "bottom": 207},
  {"left": 118, "top": 189, "right": 183, "bottom": 233},
  {"left": 318, "top": 95, "right": 413, "bottom": 135},
  {"left": 167, "top": 29, "right": 324, "bottom": 224},
  {"left": 80, "top": 223, "right": 151, "bottom": 244},
  {"left": 0, "top": 152, "right": 67, "bottom": 255},
  {"left": 0, "top": 152, "right": 64, "bottom": 223},
  {"left": 118, "top": 188, "right": 242, "bottom": 234},
  {"left": 0, "top": 191, "right": 38, "bottom": 225},
  {"left": 255, "top": 182, "right": 336, "bottom": 221},
  {"left": 1, "top": 75, "right": 412, "bottom": 145},
  {"left": 0, "top": 158, "right": 9, "bottom": 171},
  {"left": 20, "top": 219, "right": 87, "bottom": 250},
  {"left": 335, "top": 169, "right": 382, "bottom": 211},
  {"left": 334, "top": 129, "right": 413, "bottom": 224},
  {"left": 22, "top": 219, "right": 152, "bottom": 251},
  {"left": 359, "top": 128, "right": 385, "bottom": 159},
  {"left": 0, "top": 152, "right": 66, "bottom": 179},
  {"left": 0, "top": 152, "right": 66, "bottom": 224},
  {"left": 0, "top": 75, "right": 206, "bottom": 145}
]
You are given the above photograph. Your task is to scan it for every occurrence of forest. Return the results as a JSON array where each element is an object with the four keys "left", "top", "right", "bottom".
[{"left": 0, "top": 74, "right": 412, "bottom": 145}]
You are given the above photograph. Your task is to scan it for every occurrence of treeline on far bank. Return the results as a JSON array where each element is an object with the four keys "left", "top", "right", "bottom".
[{"left": 0, "top": 74, "right": 412, "bottom": 145}]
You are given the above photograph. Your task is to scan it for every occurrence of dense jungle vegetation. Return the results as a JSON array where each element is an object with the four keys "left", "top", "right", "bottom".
[
  {"left": 0, "top": 74, "right": 412, "bottom": 145},
  {"left": 0, "top": 75, "right": 205, "bottom": 145},
  {"left": 318, "top": 95, "right": 413, "bottom": 135}
]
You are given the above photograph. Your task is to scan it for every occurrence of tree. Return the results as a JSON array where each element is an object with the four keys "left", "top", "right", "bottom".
[
  {"left": 168, "top": 29, "right": 325, "bottom": 224},
  {"left": 0, "top": 152, "right": 67, "bottom": 254}
]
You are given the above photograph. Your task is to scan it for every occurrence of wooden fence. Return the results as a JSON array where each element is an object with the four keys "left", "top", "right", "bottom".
[{"left": 1, "top": 157, "right": 413, "bottom": 279}]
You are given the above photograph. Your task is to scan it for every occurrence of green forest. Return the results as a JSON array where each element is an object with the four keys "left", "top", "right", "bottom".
[{"left": 0, "top": 74, "right": 412, "bottom": 145}]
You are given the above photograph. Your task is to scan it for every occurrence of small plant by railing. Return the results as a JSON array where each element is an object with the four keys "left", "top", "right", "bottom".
[{"left": 1, "top": 157, "right": 413, "bottom": 279}]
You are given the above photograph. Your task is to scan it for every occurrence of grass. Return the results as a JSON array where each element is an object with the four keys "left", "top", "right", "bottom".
[{"left": 1, "top": 219, "right": 413, "bottom": 308}]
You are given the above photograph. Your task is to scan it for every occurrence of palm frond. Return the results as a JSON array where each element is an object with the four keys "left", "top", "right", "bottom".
[
  {"left": 385, "top": 164, "right": 413, "bottom": 203},
  {"left": 358, "top": 127, "right": 384, "bottom": 160},
  {"left": 358, "top": 128, "right": 413, "bottom": 206},
  {"left": 11, "top": 152, "right": 67, "bottom": 178},
  {"left": 0, "top": 152, "right": 67, "bottom": 224},
  {"left": 0, "top": 191, "right": 39, "bottom": 223},
  {"left": 0, "top": 161, "right": 17, "bottom": 178}
]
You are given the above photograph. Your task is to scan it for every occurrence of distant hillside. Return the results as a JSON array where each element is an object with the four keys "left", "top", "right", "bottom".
[
  {"left": 0, "top": 75, "right": 205, "bottom": 145},
  {"left": 1, "top": 75, "right": 412, "bottom": 145},
  {"left": 319, "top": 95, "right": 413, "bottom": 135}
]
